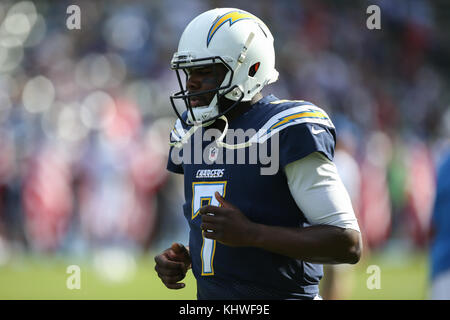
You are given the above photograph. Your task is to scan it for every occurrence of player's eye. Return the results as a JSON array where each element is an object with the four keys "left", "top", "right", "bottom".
[
  {"left": 187, "top": 67, "right": 213, "bottom": 76},
  {"left": 197, "top": 68, "right": 213, "bottom": 75}
]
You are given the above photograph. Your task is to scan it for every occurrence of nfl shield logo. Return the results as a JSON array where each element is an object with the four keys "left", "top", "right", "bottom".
[{"left": 208, "top": 146, "right": 218, "bottom": 162}]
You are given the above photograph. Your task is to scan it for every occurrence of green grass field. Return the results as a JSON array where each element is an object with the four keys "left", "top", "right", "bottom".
[
  {"left": 0, "top": 249, "right": 429, "bottom": 300},
  {"left": 346, "top": 249, "right": 429, "bottom": 300}
]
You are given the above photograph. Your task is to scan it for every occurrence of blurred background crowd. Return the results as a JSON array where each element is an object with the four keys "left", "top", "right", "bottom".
[{"left": 0, "top": 0, "right": 449, "bottom": 298}]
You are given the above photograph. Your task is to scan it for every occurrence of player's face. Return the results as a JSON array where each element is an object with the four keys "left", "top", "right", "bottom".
[{"left": 186, "top": 64, "right": 228, "bottom": 107}]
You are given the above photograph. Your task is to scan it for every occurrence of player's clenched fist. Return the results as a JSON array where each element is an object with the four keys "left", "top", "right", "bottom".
[
  {"left": 154, "top": 243, "right": 191, "bottom": 289},
  {"left": 199, "top": 192, "right": 258, "bottom": 247}
]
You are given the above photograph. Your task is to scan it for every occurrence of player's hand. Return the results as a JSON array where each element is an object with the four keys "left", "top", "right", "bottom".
[
  {"left": 199, "top": 192, "right": 257, "bottom": 247},
  {"left": 154, "top": 243, "right": 191, "bottom": 289}
]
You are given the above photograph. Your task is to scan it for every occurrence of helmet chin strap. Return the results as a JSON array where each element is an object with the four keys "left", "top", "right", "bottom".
[
  {"left": 169, "top": 115, "right": 252, "bottom": 149},
  {"left": 215, "top": 115, "right": 252, "bottom": 149},
  {"left": 169, "top": 108, "right": 221, "bottom": 148},
  {"left": 187, "top": 95, "right": 219, "bottom": 126},
  {"left": 168, "top": 124, "right": 201, "bottom": 148}
]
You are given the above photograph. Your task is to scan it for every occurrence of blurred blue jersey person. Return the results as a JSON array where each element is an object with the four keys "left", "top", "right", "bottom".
[{"left": 430, "top": 148, "right": 450, "bottom": 299}]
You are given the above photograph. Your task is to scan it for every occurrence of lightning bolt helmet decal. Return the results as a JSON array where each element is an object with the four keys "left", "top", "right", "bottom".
[{"left": 207, "top": 10, "right": 258, "bottom": 47}]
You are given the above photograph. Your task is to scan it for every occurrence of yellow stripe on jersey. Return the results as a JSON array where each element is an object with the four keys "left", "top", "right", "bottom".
[{"left": 269, "top": 110, "right": 329, "bottom": 131}]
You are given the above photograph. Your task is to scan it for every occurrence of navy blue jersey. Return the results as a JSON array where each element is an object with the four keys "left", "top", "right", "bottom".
[{"left": 167, "top": 95, "right": 336, "bottom": 299}]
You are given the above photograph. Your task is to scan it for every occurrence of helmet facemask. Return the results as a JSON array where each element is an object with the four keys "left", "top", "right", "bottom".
[{"left": 170, "top": 55, "right": 244, "bottom": 127}]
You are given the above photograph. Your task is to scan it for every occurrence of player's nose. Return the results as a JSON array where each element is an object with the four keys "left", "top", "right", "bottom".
[{"left": 186, "top": 74, "right": 202, "bottom": 92}]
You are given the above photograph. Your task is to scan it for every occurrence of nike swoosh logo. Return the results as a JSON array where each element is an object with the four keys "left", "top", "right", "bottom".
[{"left": 311, "top": 126, "right": 325, "bottom": 135}]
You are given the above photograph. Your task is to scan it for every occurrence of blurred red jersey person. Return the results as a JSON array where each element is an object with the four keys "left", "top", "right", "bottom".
[
  {"left": 77, "top": 98, "right": 167, "bottom": 249},
  {"left": 23, "top": 145, "right": 73, "bottom": 252}
]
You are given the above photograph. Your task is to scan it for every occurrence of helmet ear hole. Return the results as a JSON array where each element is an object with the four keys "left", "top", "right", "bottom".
[{"left": 248, "top": 62, "right": 260, "bottom": 77}]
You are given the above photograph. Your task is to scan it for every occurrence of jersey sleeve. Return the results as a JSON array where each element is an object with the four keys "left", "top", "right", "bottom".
[
  {"left": 166, "top": 119, "right": 185, "bottom": 174},
  {"left": 167, "top": 146, "right": 184, "bottom": 174},
  {"left": 278, "top": 122, "right": 336, "bottom": 168},
  {"left": 284, "top": 152, "right": 360, "bottom": 232}
]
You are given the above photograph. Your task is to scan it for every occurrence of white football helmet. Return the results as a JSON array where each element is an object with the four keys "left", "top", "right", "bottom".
[{"left": 170, "top": 8, "right": 279, "bottom": 126}]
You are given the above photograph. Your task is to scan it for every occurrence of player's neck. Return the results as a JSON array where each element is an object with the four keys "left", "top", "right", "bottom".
[
  {"left": 211, "top": 93, "right": 263, "bottom": 133},
  {"left": 223, "top": 93, "right": 262, "bottom": 122}
]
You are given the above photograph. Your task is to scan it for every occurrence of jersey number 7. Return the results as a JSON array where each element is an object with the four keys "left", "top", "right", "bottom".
[{"left": 192, "top": 181, "right": 227, "bottom": 276}]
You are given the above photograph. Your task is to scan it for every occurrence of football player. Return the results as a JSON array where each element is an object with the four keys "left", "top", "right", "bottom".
[{"left": 154, "top": 8, "right": 362, "bottom": 299}]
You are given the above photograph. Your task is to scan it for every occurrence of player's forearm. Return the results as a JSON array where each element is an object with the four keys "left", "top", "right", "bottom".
[{"left": 248, "top": 223, "right": 362, "bottom": 264}]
